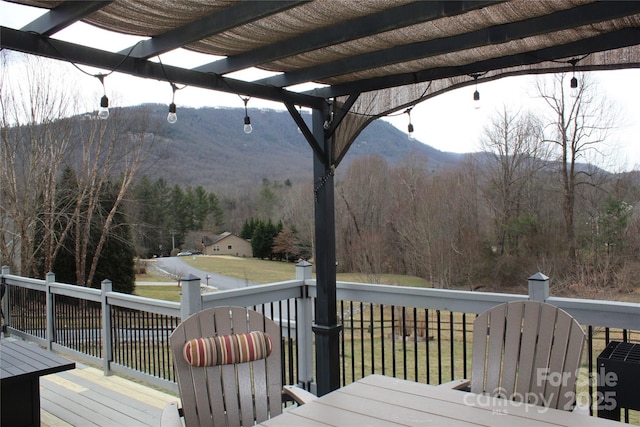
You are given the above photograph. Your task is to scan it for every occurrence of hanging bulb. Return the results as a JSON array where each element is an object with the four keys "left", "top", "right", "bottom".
[
  {"left": 470, "top": 73, "right": 482, "bottom": 110},
  {"left": 98, "top": 95, "right": 109, "bottom": 119},
  {"left": 167, "top": 103, "right": 177, "bottom": 124},
  {"left": 243, "top": 116, "right": 253, "bottom": 134},
  {"left": 405, "top": 107, "right": 415, "bottom": 140},
  {"left": 569, "top": 76, "right": 578, "bottom": 98},
  {"left": 241, "top": 96, "right": 253, "bottom": 133}
]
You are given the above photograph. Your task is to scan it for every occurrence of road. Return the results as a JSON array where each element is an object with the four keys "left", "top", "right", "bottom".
[{"left": 152, "top": 256, "right": 258, "bottom": 290}]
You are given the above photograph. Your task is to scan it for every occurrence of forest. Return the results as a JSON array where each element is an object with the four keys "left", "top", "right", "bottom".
[{"left": 1, "top": 54, "right": 639, "bottom": 298}]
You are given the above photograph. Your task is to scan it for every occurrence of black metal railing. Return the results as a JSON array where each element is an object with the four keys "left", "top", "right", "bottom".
[
  {"left": 55, "top": 295, "right": 102, "bottom": 358},
  {"left": 8, "top": 286, "right": 46, "bottom": 339},
  {"left": 110, "top": 306, "right": 179, "bottom": 381}
]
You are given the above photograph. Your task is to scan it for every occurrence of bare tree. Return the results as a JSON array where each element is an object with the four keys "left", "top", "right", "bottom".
[
  {"left": 537, "top": 74, "right": 616, "bottom": 262},
  {"left": 278, "top": 181, "right": 314, "bottom": 260},
  {"left": 0, "top": 53, "right": 78, "bottom": 275},
  {"left": 480, "top": 107, "right": 546, "bottom": 256},
  {"left": 388, "top": 157, "right": 483, "bottom": 289},
  {"left": 335, "top": 155, "right": 391, "bottom": 280},
  {"left": 68, "top": 108, "right": 156, "bottom": 287},
  {"left": 1, "top": 52, "right": 156, "bottom": 285}
]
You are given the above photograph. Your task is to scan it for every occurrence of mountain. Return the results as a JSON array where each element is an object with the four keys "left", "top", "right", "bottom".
[{"left": 130, "top": 104, "right": 470, "bottom": 190}]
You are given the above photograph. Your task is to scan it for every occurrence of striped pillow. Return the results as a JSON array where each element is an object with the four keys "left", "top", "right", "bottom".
[{"left": 183, "top": 331, "right": 273, "bottom": 367}]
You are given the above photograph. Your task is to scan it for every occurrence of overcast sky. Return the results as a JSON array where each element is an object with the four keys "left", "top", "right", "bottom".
[{"left": 2, "top": 1, "right": 638, "bottom": 171}]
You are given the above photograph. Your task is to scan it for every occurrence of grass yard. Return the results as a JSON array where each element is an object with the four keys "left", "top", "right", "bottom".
[
  {"left": 151, "top": 255, "right": 428, "bottom": 286},
  {"left": 134, "top": 285, "right": 181, "bottom": 301}
]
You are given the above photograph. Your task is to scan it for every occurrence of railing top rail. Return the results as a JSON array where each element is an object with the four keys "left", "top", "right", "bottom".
[
  {"left": 2, "top": 274, "right": 45, "bottom": 289},
  {"left": 309, "top": 280, "right": 526, "bottom": 314},
  {"left": 52, "top": 282, "right": 101, "bottom": 301},
  {"left": 303, "top": 280, "right": 640, "bottom": 330},
  {"left": 201, "top": 279, "right": 304, "bottom": 308},
  {"left": 548, "top": 296, "right": 640, "bottom": 330},
  {"left": 106, "top": 291, "right": 181, "bottom": 317}
]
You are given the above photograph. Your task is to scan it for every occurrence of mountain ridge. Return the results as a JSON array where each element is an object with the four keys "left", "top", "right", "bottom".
[{"left": 129, "top": 104, "right": 472, "bottom": 190}]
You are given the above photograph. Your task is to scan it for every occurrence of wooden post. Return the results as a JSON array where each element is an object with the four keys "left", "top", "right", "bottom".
[
  {"left": 0, "top": 266, "right": 8, "bottom": 336},
  {"left": 528, "top": 272, "right": 549, "bottom": 302},
  {"left": 181, "top": 274, "right": 202, "bottom": 320},
  {"left": 101, "top": 279, "right": 113, "bottom": 375},
  {"left": 296, "top": 260, "right": 316, "bottom": 394},
  {"left": 46, "top": 272, "right": 55, "bottom": 350}
]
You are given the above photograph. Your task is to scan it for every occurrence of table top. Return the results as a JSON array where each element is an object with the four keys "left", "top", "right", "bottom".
[
  {"left": 261, "top": 375, "right": 623, "bottom": 427},
  {"left": 0, "top": 339, "right": 75, "bottom": 383}
]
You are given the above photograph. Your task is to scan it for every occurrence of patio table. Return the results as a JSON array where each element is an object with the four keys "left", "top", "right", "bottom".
[
  {"left": 260, "top": 374, "right": 623, "bottom": 426},
  {"left": 1, "top": 339, "right": 75, "bottom": 427}
]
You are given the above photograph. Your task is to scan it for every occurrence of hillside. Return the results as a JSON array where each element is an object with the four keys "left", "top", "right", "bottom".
[{"left": 134, "top": 104, "right": 469, "bottom": 190}]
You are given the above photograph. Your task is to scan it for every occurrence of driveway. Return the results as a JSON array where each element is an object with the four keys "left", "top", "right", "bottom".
[{"left": 153, "top": 257, "right": 258, "bottom": 290}]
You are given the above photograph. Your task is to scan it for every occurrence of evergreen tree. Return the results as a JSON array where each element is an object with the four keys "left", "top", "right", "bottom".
[
  {"left": 89, "top": 181, "right": 135, "bottom": 292},
  {"left": 251, "top": 220, "right": 271, "bottom": 259}
]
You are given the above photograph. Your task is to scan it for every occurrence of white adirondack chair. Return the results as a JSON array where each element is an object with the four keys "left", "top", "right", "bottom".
[
  {"left": 442, "top": 300, "right": 587, "bottom": 412},
  {"left": 161, "top": 306, "right": 316, "bottom": 426}
]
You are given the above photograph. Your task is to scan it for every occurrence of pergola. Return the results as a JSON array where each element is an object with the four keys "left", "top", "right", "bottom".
[{"left": 2, "top": 0, "right": 640, "bottom": 395}]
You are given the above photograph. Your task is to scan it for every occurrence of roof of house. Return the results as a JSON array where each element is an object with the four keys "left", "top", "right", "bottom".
[{"left": 202, "top": 232, "right": 245, "bottom": 247}]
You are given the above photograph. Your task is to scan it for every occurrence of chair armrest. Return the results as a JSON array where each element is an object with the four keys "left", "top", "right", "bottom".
[
  {"left": 283, "top": 385, "right": 318, "bottom": 405},
  {"left": 437, "top": 379, "right": 470, "bottom": 391},
  {"left": 160, "top": 401, "right": 184, "bottom": 427}
]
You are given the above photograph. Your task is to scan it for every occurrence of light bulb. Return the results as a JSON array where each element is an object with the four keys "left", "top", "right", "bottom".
[
  {"left": 243, "top": 116, "right": 253, "bottom": 134},
  {"left": 570, "top": 76, "right": 578, "bottom": 97},
  {"left": 98, "top": 95, "right": 109, "bottom": 119},
  {"left": 407, "top": 123, "right": 414, "bottom": 140},
  {"left": 167, "top": 103, "right": 177, "bottom": 124},
  {"left": 473, "top": 90, "right": 481, "bottom": 109}
]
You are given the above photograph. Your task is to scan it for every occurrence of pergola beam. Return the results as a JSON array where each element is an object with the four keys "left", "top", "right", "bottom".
[
  {"left": 0, "top": 26, "right": 325, "bottom": 110},
  {"left": 20, "top": 1, "right": 110, "bottom": 37},
  {"left": 260, "top": 1, "right": 640, "bottom": 89},
  {"left": 309, "top": 27, "right": 640, "bottom": 99},
  {"left": 119, "top": 1, "right": 305, "bottom": 59},
  {"left": 196, "top": 0, "right": 500, "bottom": 75}
]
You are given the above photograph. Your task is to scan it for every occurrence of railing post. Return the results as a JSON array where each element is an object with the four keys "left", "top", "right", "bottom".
[
  {"left": 528, "top": 272, "right": 549, "bottom": 302},
  {"left": 101, "top": 279, "right": 113, "bottom": 375},
  {"left": 296, "top": 260, "right": 316, "bottom": 394},
  {"left": 1, "top": 266, "right": 10, "bottom": 336},
  {"left": 46, "top": 272, "right": 55, "bottom": 350},
  {"left": 181, "top": 274, "right": 202, "bottom": 320}
]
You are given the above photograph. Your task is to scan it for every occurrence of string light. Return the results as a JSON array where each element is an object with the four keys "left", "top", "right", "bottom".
[
  {"left": 406, "top": 108, "right": 414, "bottom": 140},
  {"left": 568, "top": 58, "right": 579, "bottom": 97},
  {"left": 167, "top": 83, "right": 178, "bottom": 124},
  {"left": 472, "top": 74, "right": 481, "bottom": 109},
  {"left": 242, "top": 97, "right": 252, "bottom": 134},
  {"left": 96, "top": 74, "right": 109, "bottom": 119}
]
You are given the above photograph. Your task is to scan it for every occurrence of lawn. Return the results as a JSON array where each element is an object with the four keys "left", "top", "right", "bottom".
[
  {"left": 178, "top": 255, "right": 428, "bottom": 286},
  {"left": 135, "top": 256, "right": 429, "bottom": 301}
]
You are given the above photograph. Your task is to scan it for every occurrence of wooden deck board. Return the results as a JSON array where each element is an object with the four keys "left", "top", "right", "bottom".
[{"left": 39, "top": 363, "right": 178, "bottom": 427}]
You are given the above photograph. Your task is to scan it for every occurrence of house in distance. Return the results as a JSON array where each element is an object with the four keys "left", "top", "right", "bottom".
[{"left": 202, "top": 232, "right": 252, "bottom": 258}]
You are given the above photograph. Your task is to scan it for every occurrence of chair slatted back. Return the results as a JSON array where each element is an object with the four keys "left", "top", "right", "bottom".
[
  {"left": 170, "top": 306, "right": 283, "bottom": 426},
  {"left": 470, "top": 300, "right": 585, "bottom": 411}
]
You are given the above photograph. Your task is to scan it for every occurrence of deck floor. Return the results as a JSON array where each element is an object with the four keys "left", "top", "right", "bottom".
[{"left": 40, "top": 362, "right": 178, "bottom": 427}]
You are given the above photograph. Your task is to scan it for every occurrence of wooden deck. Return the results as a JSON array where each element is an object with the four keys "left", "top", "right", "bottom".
[{"left": 40, "top": 361, "right": 178, "bottom": 426}]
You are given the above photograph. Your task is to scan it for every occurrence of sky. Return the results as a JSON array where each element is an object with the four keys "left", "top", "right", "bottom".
[{"left": 2, "top": 1, "right": 639, "bottom": 171}]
